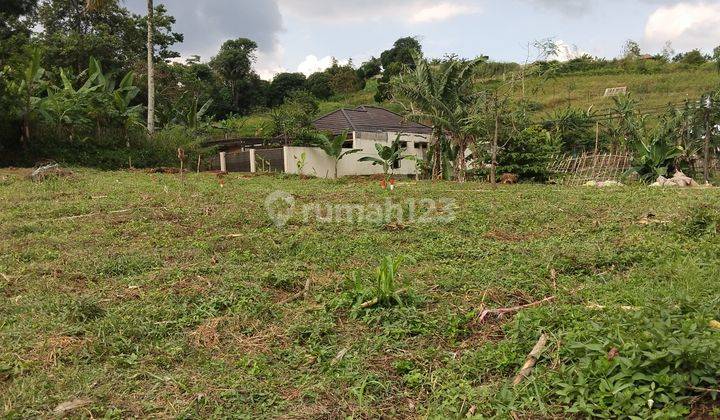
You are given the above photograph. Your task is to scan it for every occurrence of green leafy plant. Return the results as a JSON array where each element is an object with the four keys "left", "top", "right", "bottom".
[
  {"left": 631, "top": 136, "right": 683, "bottom": 182},
  {"left": 350, "top": 255, "right": 412, "bottom": 312},
  {"left": 551, "top": 307, "right": 720, "bottom": 418},
  {"left": 295, "top": 151, "right": 307, "bottom": 174},
  {"left": 359, "top": 134, "right": 415, "bottom": 185},
  {"left": 313, "top": 130, "right": 361, "bottom": 179},
  {"left": 6, "top": 46, "right": 48, "bottom": 144}
]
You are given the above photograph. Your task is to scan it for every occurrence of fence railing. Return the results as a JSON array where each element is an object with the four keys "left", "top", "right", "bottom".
[{"left": 548, "top": 153, "right": 632, "bottom": 186}]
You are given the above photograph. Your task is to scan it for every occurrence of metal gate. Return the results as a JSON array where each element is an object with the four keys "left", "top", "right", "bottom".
[{"left": 255, "top": 148, "right": 285, "bottom": 173}]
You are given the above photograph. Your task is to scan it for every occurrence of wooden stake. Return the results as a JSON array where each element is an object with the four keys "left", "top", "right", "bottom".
[
  {"left": 512, "top": 333, "right": 549, "bottom": 386},
  {"left": 197, "top": 154, "right": 202, "bottom": 173},
  {"left": 491, "top": 113, "right": 499, "bottom": 188},
  {"left": 594, "top": 122, "right": 600, "bottom": 155}
]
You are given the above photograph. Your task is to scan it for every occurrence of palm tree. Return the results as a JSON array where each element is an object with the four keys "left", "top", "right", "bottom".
[
  {"left": 86, "top": 0, "right": 154, "bottom": 135},
  {"left": 146, "top": 0, "right": 155, "bottom": 134},
  {"left": 391, "top": 53, "right": 483, "bottom": 182}
]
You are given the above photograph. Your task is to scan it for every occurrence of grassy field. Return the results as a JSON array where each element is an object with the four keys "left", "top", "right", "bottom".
[
  {"left": 524, "top": 68, "right": 720, "bottom": 112},
  {"left": 2, "top": 169, "right": 720, "bottom": 418}
]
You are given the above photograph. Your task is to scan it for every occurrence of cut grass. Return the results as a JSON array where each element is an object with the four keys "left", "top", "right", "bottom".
[{"left": 1, "top": 168, "right": 719, "bottom": 417}]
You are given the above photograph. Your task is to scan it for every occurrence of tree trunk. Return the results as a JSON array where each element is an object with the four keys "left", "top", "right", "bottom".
[
  {"left": 431, "top": 131, "right": 442, "bottom": 180},
  {"left": 491, "top": 114, "right": 499, "bottom": 188},
  {"left": 146, "top": 0, "right": 155, "bottom": 134},
  {"left": 704, "top": 107, "right": 711, "bottom": 185},
  {"left": 456, "top": 140, "right": 467, "bottom": 183}
]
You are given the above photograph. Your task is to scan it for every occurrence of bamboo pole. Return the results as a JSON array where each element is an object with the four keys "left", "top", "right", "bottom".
[{"left": 512, "top": 334, "right": 549, "bottom": 386}]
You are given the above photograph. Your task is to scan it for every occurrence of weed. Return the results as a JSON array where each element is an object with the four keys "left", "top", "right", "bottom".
[
  {"left": 550, "top": 306, "right": 720, "bottom": 418},
  {"left": 686, "top": 204, "right": 720, "bottom": 236}
]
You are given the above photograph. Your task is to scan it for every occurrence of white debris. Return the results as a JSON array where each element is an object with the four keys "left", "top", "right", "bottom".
[{"left": 652, "top": 171, "right": 699, "bottom": 188}]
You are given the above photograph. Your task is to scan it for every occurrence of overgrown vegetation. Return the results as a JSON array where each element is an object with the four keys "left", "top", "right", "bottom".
[{"left": 2, "top": 1, "right": 718, "bottom": 177}]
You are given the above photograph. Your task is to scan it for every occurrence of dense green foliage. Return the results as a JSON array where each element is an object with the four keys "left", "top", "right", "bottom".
[
  {"left": 0, "top": 1, "right": 718, "bottom": 181},
  {"left": 495, "top": 127, "right": 560, "bottom": 181}
]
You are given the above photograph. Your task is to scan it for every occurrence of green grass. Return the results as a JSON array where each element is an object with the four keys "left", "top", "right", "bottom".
[
  {"left": 524, "top": 68, "right": 720, "bottom": 112},
  {"left": 1, "top": 169, "right": 720, "bottom": 417}
]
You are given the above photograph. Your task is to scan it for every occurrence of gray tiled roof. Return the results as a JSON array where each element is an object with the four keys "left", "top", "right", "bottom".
[{"left": 313, "top": 106, "right": 433, "bottom": 135}]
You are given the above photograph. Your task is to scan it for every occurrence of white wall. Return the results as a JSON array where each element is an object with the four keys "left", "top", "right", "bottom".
[{"left": 283, "top": 131, "right": 432, "bottom": 179}]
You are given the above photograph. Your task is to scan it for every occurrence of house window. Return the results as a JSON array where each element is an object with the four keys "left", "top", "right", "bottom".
[
  {"left": 392, "top": 159, "right": 401, "bottom": 169},
  {"left": 342, "top": 141, "right": 353, "bottom": 148}
]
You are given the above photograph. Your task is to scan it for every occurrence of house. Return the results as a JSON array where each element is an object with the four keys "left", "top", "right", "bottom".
[
  {"left": 210, "top": 106, "right": 434, "bottom": 178},
  {"left": 284, "top": 106, "right": 434, "bottom": 178}
]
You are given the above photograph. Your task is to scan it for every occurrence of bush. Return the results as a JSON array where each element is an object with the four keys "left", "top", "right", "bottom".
[
  {"left": 5, "top": 124, "right": 205, "bottom": 169},
  {"left": 496, "top": 127, "right": 560, "bottom": 181}
]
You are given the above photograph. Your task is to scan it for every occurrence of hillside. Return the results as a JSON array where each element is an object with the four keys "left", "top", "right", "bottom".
[
  {"left": 524, "top": 68, "right": 720, "bottom": 112},
  {"left": 237, "top": 67, "right": 719, "bottom": 137}
]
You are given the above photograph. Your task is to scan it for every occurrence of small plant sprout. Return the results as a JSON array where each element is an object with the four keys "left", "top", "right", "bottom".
[
  {"left": 295, "top": 151, "right": 307, "bottom": 176},
  {"left": 357, "top": 255, "right": 412, "bottom": 309}
]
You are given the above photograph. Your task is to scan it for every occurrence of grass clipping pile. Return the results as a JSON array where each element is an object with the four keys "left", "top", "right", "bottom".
[{"left": 27, "top": 163, "right": 74, "bottom": 182}]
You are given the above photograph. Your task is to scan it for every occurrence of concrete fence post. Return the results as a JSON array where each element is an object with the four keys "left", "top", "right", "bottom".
[
  {"left": 249, "top": 149, "right": 256, "bottom": 173},
  {"left": 219, "top": 152, "right": 227, "bottom": 173}
]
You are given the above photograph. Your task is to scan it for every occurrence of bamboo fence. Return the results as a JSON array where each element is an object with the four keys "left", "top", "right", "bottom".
[{"left": 548, "top": 153, "right": 632, "bottom": 186}]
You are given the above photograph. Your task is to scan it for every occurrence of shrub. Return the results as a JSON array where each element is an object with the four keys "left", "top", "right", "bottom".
[{"left": 496, "top": 127, "right": 560, "bottom": 181}]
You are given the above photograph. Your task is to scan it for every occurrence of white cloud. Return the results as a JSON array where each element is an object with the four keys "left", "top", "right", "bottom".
[
  {"left": 297, "top": 55, "right": 349, "bottom": 76},
  {"left": 550, "top": 40, "right": 586, "bottom": 61},
  {"left": 256, "top": 45, "right": 288, "bottom": 80},
  {"left": 278, "top": 0, "right": 480, "bottom": 24},
  {"left": 410, "top": 3, "right": 481, "bottom": 23},
  {"left": 644, "top": 2, "right": 720, "bottom": 52}
]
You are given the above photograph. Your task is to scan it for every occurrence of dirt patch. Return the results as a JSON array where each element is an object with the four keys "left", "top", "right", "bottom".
[
  {"left": 484, "top": 229, "right": 537, "bottom": 243},
  {"left": 31, "top": 335, "right": 88, "bottom": 367},
  {"left": 189, "top": 317, "right": 224, "bottom": 349}
]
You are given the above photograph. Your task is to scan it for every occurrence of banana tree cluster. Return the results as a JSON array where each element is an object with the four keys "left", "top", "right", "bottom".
[{"left": 5, "top": 47, "right": 143, "bottom": 143}]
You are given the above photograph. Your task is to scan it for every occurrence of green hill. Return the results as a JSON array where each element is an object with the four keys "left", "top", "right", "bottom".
[{"left": 234, "top": 65, "right": 718, "bottom": 138}]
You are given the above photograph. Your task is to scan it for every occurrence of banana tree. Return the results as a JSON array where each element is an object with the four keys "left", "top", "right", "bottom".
[
  {"left": 7, "top": 47, "right": 47, "bottom": 145},
  {"left": 359, "top": 135, "right": 414, "bottom": 185},
  {"left": 314, "top": 131, "right": 361, "bottom": 179},
  {"left": 631, "top": 136, "right": 683, "bottom": 182},
  {"left": 85, "top": 0, "right": 154, "bottom": 134},
  {"left": 185, "top": 97, "right": 212, "bottom": 129},
  {"left": 112, "top": 71, "right": 143, "bottom": 158}
]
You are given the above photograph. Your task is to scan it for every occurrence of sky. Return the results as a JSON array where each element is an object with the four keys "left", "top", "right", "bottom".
[{"left": 123, "top": 0, "right": 720, "bottom": 79}]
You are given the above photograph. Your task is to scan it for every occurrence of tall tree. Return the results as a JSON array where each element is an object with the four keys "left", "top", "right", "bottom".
[
  {"left": 146, "top": 0, "right": 154, "bottom": 134},
  {"left": 380, "top": 37, "right": 422, "bottom": 70},
  {"left": 210, "top": 38, "right": 259, "bottom": 111},
  {"left": 268, "top": 72, "right": 306, "bottom": 107},
  {"left": 391, "top": 53, "right": 483, "bottom": 182}
]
